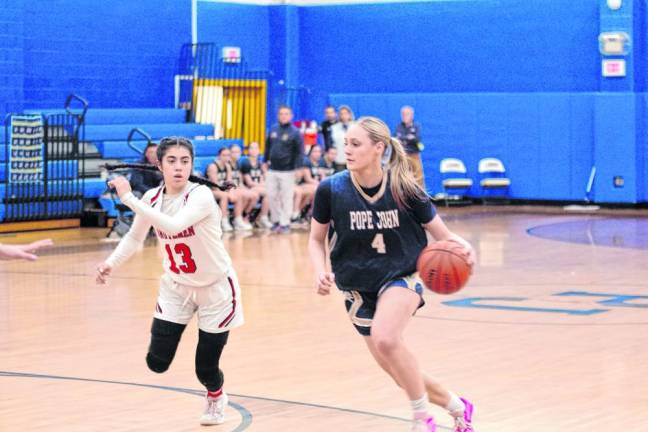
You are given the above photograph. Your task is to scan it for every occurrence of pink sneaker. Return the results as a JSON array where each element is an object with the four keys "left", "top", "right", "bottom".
[
  {"left": 451, "top": 397, "right": 474, "bottom": 432},
  {"left": 411, "top": 416, "right": 436, "bottom": 432}
]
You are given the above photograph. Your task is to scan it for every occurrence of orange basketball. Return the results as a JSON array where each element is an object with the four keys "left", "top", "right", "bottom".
[{"left": 416, "top": 240, "right": 471, "bottom": 294}]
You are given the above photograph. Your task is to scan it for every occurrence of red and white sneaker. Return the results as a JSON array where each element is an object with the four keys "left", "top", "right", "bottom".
[
  {"left": 451, "top": 397, "right": 474, "bottom": 432},
  {"left": 200, "top": 391, "right": 228, "bottom": 425}
]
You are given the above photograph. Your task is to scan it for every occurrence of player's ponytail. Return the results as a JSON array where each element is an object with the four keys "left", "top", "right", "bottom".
[
  {"left": 356, "top": 116, "right": 426, "bottom": 209},
  {"left": 103, "top": 163, "right": 235, "bottom": 191}
]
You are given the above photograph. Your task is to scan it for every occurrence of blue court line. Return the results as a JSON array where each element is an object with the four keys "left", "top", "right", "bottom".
[
  {"left": 0, "top": 371, "right": 252, "bottom": 432},
  {"left": 0, "top": 371, "right": 454, "bottom": 431},
  {"left": 442, "top": 297, "right": 608, "bottom": 316},
  {"left": 414, "top": 315, "right": 648, "bottom": 326}
]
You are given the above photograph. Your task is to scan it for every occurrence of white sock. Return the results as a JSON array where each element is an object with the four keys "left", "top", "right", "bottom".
[
  {"left": 411, "top": 394, "right": 430, "bottom": 419},
  {"left": 445, "top": 392, "right": 465, "bottom": 415}
]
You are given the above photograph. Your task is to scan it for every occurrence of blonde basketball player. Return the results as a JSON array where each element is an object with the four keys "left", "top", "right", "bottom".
[
  {"left": 96, "top": 137, "right": 243, "bottom": 426},
  {"left": 309, "top": 117, "right": 475, "bottom": 432}
]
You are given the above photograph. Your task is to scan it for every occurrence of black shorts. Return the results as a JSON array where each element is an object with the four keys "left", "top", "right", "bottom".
[{"left": 343, "top": 274, "right": 425, "bottom": 336}]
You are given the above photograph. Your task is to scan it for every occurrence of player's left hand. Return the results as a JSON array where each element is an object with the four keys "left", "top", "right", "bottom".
[{"left": 107, "top": 176, "right": 132, "bottom": 198}]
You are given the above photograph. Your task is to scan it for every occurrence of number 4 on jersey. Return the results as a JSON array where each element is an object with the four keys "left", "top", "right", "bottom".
[
  {"left": 371, "top": 233, "right": 386, "bottom": 254},
  {"left": 165, "top": 243, "right": 197, "bottom": 274}
]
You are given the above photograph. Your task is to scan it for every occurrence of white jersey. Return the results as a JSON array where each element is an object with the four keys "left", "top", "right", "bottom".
[{"left": 105, "top": 181, "right": 232, "bottom": 287}]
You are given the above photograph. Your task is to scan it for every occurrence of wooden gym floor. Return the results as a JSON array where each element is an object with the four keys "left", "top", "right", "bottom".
[{"left": 1, "top": 206, "right": 647, "bottom": 431}]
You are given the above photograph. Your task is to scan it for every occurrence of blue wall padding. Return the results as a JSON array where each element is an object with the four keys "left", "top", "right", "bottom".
[
  {"left": 85, "top": 124, "right": 214, "bottom": 142},
  {"left": 23, "top": 108, "right": 188, "bottom": 125}
]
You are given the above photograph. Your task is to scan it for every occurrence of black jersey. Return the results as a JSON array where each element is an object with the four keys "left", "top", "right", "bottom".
[
  {"left": 304, "top": 158, "right": 326, "bottom": 181},
  {"left": 240, "top": 157, "right": 263, "bottom": 184},
  {"left": 321, "top": 159, "right": 335, "bottom": 178},
  {"left": 230, "top": 160, "right": 243, "bottom": 186},
  {"left": 312, "top": 171, "right": 435, "bottom": 293},
  {"left": 207, "top": 161, "right": 228, "bottom": 185}
]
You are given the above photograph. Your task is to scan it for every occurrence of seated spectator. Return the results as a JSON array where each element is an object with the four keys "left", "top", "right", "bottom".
[
  {"left": 241, "top": 142, "right": 272, "bottom": 229},
  {"left": 130, "top": 142, "right": 163, "bottom": 197},
  {"left": 206, "top": 147, "right": 246, "bottom": 232},
  {"left": 322, "top": 147, "right": 339, "bottom": 177},
  {"left": 292, "top": 145, "right": 324, "bottom": 222},
  {"left": 229, "top": 144, "right": 257, "bottom": 230}
]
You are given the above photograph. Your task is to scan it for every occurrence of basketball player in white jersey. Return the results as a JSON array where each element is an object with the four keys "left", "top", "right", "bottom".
[{"left": 95, "top": 137, "right": 243, "bottom": 426}]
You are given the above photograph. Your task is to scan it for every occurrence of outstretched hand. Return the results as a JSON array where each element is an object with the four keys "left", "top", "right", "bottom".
[{"left": 0, "top": 239, "right": 53, "bottom": 261}]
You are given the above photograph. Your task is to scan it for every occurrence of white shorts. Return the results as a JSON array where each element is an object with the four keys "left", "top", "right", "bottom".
[{"left": 155, "top": 269, "right": 244, "bottom": 333}]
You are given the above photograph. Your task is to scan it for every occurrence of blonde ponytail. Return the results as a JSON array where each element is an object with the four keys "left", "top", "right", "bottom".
[
  {"left": 387, "top": 136, "right": 426, "bottom": 208},
  {"left": 356, "top": 116, "right": 426, "bottom": 209}
]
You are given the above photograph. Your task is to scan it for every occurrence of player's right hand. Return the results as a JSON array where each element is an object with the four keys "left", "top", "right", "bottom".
[
  {"left": 96, "top": 262, "right": 112, "bottom": 285},
  {"left": 316, "top": 272, "right": 335, "bottom": 296}
]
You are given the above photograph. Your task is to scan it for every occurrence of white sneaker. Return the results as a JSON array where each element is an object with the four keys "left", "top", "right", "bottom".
[
  {"left": 221, "top": 219, "right": 233, "bottom": 232},
  {"left": 411, "top": 416, "right": 436, "bottom": 432},
  {"left": 233, "top": 217, "right": 252, "bottom": 231},
  {"left": 200, "top": 391, "right": 228, "bottom": 426},
  {"left": 258, "top": 215, "right": 273, "bottom": 229}
]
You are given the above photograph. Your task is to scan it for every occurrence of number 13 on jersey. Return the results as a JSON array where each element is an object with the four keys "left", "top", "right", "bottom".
[{"left": 165, "top": 243, "right": 197, "bottom": 273}]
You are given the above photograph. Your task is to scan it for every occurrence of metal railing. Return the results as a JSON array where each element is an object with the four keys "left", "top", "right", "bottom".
[{"left": 1, "top": 95, "right": 86, "bottom": 222}]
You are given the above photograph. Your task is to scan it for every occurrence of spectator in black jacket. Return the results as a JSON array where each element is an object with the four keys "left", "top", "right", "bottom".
[
  {"left": 395, "top": 106, "right": 425, "bottom": 188},
  {"left": 130, "top": 142, "right": 163, "bottom": 197},
  {"left": 320, "top": 106, "right": 337, "bottom": 150},
  {"left": 264, "top": 106, "right": 303, "bottom": 233}
]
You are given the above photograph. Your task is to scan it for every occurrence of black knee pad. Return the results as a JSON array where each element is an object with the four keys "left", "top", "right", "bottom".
[
  {"left": 146, "top": 318, "right": 186, "bottom": 373},
  {"left": 195, "top": 330, "right": 229, "bottom": 391}
]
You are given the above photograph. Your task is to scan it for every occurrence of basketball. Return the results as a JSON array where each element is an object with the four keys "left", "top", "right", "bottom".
[{"left": 416, "top": 240, "right": 471, "bottom": 294}]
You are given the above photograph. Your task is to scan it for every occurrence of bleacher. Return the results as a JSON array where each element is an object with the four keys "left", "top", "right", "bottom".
[{"left": 2, "top": 107, "right": 242, "bottom": 221}]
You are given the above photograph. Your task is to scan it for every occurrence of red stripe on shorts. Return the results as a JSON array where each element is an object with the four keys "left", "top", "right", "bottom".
[{"left": 218, "top": 277, "right": 237, "bottom": 328}]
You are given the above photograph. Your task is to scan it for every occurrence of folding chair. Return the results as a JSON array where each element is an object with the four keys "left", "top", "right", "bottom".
[
  {"left": 439, "top": 158, "right": 473, "bottom": 206},
  {"left": 478, "top": 157, "right": 510, "bottom": 204}
]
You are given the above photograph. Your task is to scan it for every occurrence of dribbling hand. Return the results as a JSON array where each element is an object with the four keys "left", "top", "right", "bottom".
[
  {"left": 316, "top": 272, "right": 335, "bottom": 295},
  {"left": 107, "top": 176, "right": 132, "bottom": 199},
  {"left": 96, "top": 262, "right": 112, "bottom": 285},
  {"left": 448, "top": 237, "right": 476, "bottom": 272}
]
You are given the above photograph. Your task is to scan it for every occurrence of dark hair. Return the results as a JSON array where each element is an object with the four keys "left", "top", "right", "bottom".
[
  {"left": 138, "top": 142, "right": 158, "bottom": 163},
  {"left": 217, "top": 146, "right": 229, "bottom": 156},
  {"left": 156, "top": 136, "right": 194, "bottom": 163},
  {"left": 308, "top": 145, "right": 322, "bottom": 156}
]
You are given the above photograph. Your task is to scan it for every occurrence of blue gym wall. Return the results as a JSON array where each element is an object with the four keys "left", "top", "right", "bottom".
[
  {"left": 1, "top": 0, "right": 646, "bottom": 203},
  {"left": 0, "top": 0, "right": 190, "bottom": 121},
  {"left": 297, "top": 0, "right": 646, "bottom": 203},
  {"left": 197, "top": 1, "right": 270, "bottom": 71},
  {"left": 299, "top": 1, "right": 599, "bottom": 110}
]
